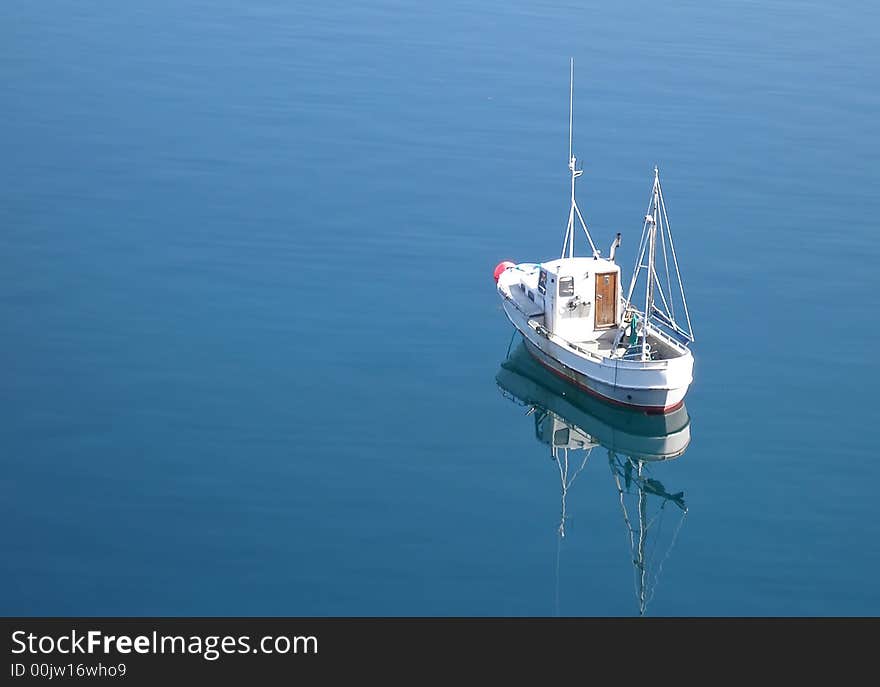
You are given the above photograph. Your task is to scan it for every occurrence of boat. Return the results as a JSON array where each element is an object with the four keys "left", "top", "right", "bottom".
[
  {"left": 494, "top": 60, "right": 695, "bottom": 414},
  {"left": 496, "top": 341, "right": 691, "bottom": 615}
]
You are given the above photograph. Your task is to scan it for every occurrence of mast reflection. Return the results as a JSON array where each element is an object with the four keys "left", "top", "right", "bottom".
[{"left": 497, "top": 341, "right": 692, "bottom": 615}]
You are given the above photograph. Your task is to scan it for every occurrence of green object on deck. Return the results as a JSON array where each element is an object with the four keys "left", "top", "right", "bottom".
[{"left": 630, "top": 313, "right": 638, "bottom": 346}]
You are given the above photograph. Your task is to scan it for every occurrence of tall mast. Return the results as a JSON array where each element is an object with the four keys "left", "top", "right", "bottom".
[
  {"left": 657, "top": 174, "right": 695, "bottom": 341},
  {"left": 623, "top": 167, "right": 694, "bottom": 348},
  {"left": 642, "top": 168, "right": 659, "bottom": 360},
  {"left": 560, "top": 59, "right": 598, "bottom": 259},
  {"left": 569, "top": 58, "right": 574, "bottom": 180},
  {"left": 567, "top": 59, "right": 576, "bottom": 259}
]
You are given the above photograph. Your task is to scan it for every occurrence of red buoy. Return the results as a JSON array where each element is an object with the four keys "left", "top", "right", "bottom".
[{"left": 493, "top": 261, "right": 515, "bottom": 283}]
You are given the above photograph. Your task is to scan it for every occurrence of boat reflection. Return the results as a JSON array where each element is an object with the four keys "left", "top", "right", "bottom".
[{"left": 496, "top": 341, "right": 692, "bottom": 616}]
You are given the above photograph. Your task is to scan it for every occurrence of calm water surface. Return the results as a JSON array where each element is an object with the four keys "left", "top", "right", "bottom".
[{"left": 2, "top": 0, "right": 879, "bottom": 615}]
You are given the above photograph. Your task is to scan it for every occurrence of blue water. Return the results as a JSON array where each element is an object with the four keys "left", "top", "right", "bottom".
[{"left": 2, "top": 0, "right": 879, "bottom": 616}]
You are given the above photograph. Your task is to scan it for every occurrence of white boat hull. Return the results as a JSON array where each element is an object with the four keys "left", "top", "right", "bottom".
[{"left": 501, "top": 297, "right": 693, "bottom": 414}]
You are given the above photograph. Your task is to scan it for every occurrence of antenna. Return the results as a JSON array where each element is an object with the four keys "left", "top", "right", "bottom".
[
  {"left": 569, "top": 58, "right": 574, "bottom": 168},
  {"left": 560, "top": 58, "right": 599, "bottom": 259}
]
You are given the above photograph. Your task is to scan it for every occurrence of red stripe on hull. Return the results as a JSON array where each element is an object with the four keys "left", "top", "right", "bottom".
[{"left": 525, "top": 346, "right": 684, "bottom": 415}]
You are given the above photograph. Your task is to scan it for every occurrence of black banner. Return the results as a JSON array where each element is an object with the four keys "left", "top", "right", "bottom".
[{"left": 1, "top": 617, "right": 875, "bottom": 683}]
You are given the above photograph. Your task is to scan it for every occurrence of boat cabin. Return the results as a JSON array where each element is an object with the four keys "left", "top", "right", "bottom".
[{"left": 539, "top": 257, "right": 621, "bottom": 342}]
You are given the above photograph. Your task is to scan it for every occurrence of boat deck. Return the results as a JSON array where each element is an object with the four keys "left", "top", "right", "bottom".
[
  {"left": 574, "top": 329, "right": 627, "bottom": 358},
  {"left": 504, "top": 281, "right": 544, "bottom": 318},
  {"left": 501, "top": 279, "right": 687, "bottom": 362},
  {"left": 571, "top": 327, "right": 686, "bottom": 362}
]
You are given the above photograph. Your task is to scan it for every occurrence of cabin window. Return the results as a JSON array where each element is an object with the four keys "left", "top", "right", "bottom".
[
  {"left": 558, "top": 276, "right": 574, "bottom": 297},
  {"left": 537, "top": 270, "right": 547, "bottom": 295}
]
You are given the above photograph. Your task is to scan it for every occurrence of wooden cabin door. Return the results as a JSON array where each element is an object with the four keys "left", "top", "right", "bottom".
[{"left": 594, "top": 272, "right": 617, "bottom": 328}]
